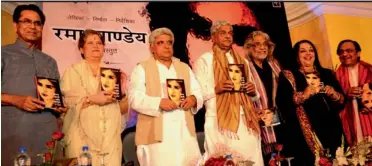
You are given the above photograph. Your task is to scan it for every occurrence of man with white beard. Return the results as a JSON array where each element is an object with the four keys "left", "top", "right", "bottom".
[{"left": 243, "top": 31, "right": 283, "bottom": 163}]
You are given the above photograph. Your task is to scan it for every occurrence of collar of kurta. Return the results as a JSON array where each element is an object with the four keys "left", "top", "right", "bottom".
[
  {"left": 144, "top": 56, "right": 191, "bottom": 96},
  {"left": 16, "top": 39, "right": 39, "bottom": 50},
  {"left": 15, "top": 39, "right": 39, "bottom": 57}
]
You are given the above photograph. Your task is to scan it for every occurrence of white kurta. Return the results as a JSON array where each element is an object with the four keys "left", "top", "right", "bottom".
[
  {"left": 193, "top": 51, "right": 264, "bottom": 166},
  {"left": 128, "top": 61, "right": 204, "bottom": 166},
  {"left": 348, "top": 64, "right": 364, "bottom": 143},
  {"left": 61, "top": 61, "right": 122, "bottom": 166}
]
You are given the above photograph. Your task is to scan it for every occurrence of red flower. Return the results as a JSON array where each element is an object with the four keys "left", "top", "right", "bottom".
[
  {"left": 44, "top": 152, "right": 52, "bottom": 162},
  {"left": 268, "top": 160, "right": 277, "bottom": 166},
  {"left": 274, "top": 154, "right": 285, "bottom": 161},
  {"left": 319, "top": 158, "right": 329, "bottom": 165},
  {"left": 205, "top": 157, "right": 227, "bottom": 166},
  {"left": 45, "top": 140, "right": 55, "bottom": 149},
  {"left": 204, "top": 157, "right": 216, "bottom": 166},
  {"left": 324, "top": 162, "right": 333, "bottom": 166},
  {"left": 52, "top": 131, "right": 64, "bottom": 140},
  {"left": 217, "top": 161, "right": 225, "bottom": 166},
  {"left": 275, "top": 144, "right": 283, "bottom": 152}
]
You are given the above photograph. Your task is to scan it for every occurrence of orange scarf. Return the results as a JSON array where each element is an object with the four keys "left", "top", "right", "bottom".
[{"left": 213, "top": 49, "right": 260, "bottom": 135}]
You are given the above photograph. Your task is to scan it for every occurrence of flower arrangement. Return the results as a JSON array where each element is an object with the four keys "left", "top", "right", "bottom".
[
  {"left": 203, "top": 156, "right": 228, "bottom": 166},
  {"left": 269, "top": 144, "right": 285, "bottom": 166},
  {"left": 191, "top": 143, "right": 254, "bottom": 166},
  {"left": 315, "top": 136, "right": 372, "bottom": 166},
  {"left": 315, "top": 149, "right": 333, "bottom": 166},
  {"left": 333, "top": 141, "right": 372, "bottom": 166},
  {"left": 38, "top": 131, "right": 65, "bottom": 166}
]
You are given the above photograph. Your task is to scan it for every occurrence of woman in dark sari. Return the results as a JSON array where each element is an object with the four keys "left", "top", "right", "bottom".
[{"left": 276, "top": 40, "right": 345, "bottom": 165}]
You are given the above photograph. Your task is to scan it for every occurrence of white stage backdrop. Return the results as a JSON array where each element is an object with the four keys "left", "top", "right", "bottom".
[{"left": 42, "top": 2, "right": 151, "bottom": 77}]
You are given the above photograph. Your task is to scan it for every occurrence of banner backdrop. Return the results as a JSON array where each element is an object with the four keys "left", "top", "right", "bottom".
[{"left": 42, "top": 2, "right": 151, "bottom": 76}]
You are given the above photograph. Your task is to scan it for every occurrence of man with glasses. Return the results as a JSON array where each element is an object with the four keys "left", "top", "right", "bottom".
[
  {"left": 193, "top": 20, "right": 264, "bottom": 165},
  {"left": 243, "top": 31, "right": 284, "bottom": 163},
  {"left": 335, "top": 39, "right": 372, "bottom": 145},
  {"left": 1, "top": 4, "right": 65, "bottom": 165}
]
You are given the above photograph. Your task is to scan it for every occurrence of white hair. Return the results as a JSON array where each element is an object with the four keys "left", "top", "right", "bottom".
[
  {"left": 210, "top": 20, "right": 232, "bottom": 35},
  {"left": 149, "top": 27, "right": 175, "bottom": 47},
  {"left": 244, "top": 30, "right": 276, "bottom": 60}
]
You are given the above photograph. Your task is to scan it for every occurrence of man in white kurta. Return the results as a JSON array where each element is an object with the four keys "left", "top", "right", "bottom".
[
  {"left": 193, "top": 20, "right": 264, "bottom": 165},
  {"left": 335, "top": 39, "right": 372, "bottom": 145},
  {"left": 129, "top": 28, "right": 203, "bottom": 166}
]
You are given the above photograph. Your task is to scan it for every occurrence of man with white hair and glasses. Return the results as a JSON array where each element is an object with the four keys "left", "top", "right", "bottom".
[
  {"left": 128, "top": 27, "right": 203, "bottom": 166},
  {"left": 244, "top": 30, "right": 284, "bottom": 163},
  {"left": 194, "top": 20, "right": 264, "bottom": 165}
]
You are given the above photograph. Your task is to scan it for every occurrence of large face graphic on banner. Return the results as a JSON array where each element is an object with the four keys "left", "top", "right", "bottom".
[{"left": 186, "top": 2, "right": 258, "bottom": 65}]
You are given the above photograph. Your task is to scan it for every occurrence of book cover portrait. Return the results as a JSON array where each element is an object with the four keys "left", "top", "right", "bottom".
[
  {"left": 166, "top": 79, "right": 186, "bottom": 106},
  {"left": 100, "top": 67, "right": 122, "bottom": 100},
  {"left": 228, "top": 64, "right": 246, "bottom": 92},
  {"left": 35, "top": 77, "right": 64, "bottom": 108}
]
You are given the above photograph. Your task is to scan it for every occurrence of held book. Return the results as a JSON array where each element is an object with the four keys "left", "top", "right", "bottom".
[
  {"left": 166, "top": 79, "right": 186, "bottom": 106},
  {"left": 228, "top": 64, "right": 247, "bottom": 92},
  {"left": 100, "top": 67, "right": 123, "bottom": 100},
  {"left": 35, "top": 76, "right": 64, "bottom": 108}
]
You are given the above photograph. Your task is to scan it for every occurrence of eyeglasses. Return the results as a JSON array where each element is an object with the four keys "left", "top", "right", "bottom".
[
  {"left": 250, "top": 42, "right": 269, "bottom": 48},
  {"left": 18, "top": 19, "right": 43, "bottom": 27},
  {"left": 338, "top": 49, "right": 355, "bottom": 55}
]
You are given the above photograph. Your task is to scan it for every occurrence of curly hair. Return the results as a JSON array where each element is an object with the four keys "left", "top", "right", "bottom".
[{"left": 244, "top": 30, "right": 275, "bottom": 60}]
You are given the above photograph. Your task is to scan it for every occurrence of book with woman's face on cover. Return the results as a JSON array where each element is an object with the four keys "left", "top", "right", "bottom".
[
  {"left": 35, "top": 76, "right": 64, "bottom": 108},
  {"left": 228, "top": 64, "right": 247, "bottom": 92},
  {"left": 100, "top": 67, "right": 122, "bottom": 100},
  {"left": 358, "top": 82, "right": 372, "bottom": 113},
  {"left": 259, "top": 108, "right": 281, "bottom": 127},
  {"left": 304, "top": 72, "right": 325, "bottom": 93},
  {"left": 166, "top": 79, "right": 186, "bottom": 106}
]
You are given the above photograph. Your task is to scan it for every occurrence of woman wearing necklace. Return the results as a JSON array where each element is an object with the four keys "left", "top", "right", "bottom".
[
  {"left": 276, "top": 40, "right": 346, "bottom": 165},
  {"left": 60, "top": 29, "right": 128, "bottom": 166}
]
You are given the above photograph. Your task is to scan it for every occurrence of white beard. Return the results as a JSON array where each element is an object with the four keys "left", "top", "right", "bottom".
[{"left": 252, "top": 53, "right": 267, "bottom": 60}]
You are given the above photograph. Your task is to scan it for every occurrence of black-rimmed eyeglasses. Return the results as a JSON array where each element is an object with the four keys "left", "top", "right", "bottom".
[{"left": 18, "top": 19, "right": 43, "bottom": 27}]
